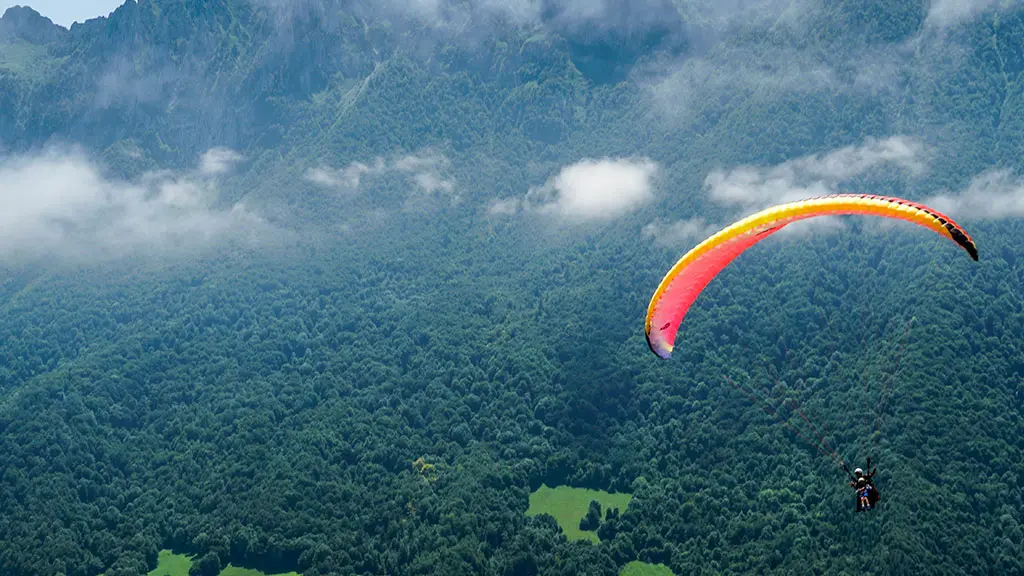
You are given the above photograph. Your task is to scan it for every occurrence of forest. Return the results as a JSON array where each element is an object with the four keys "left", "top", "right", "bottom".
[{"left": 0, "top": 0, "right": 1022, "bottom": 575}]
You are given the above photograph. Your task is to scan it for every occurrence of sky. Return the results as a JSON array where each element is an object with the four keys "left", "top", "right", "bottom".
[{"left": 0, "top": 0, "right": 125, "bottom": 27}]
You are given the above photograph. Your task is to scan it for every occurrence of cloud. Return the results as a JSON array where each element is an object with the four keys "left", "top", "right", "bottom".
[
  {"left": 327, "top": 0, "right": 668, "bottom": 30},
  {"left": 492, "top": 157, "right": 658, "bottom": 222},
  {"left": 641, "top": 217, "right": 718, "bottom": 247},
  {"left": 641, "top": 38, "right": 931, "bottom": 125},
  {"left": 250, "top": 0, "right": 689, "bottom": 51},
  {"left": 94, "top": 56, "right": 180, "bottom": 109},
  {"left": 0, "top": 146, "right": 267, "bottom": 264},
  {"left": 924, "top": 0, "right": 1021, "bottom": 28},
  {"left": 306, "top": 152, "right": 456, "bottom": 198},
  {"left": 409, "top": 171, "right": 454, "bottom": 195},
  {"left": 642, "top": 136, "right": 932, "bottom": 249},
  {"left": 249, "top": 0, "right": 536, "bottom": 42},
  {"left": 402, "top": 0, "right": 541, "bottom": 27},
  {"left": 527, "top": 158, "right": 657, "bottom": 221},
  {"left": 638, "top": 0, "right": 951, "bottom": 124},
  {"left": 684, "top": 0, "right": 811, "bottom": 27},
  {"left": 200, "top": 147, "right": 246, "bottom": 175},
  {"left": 645, "top": 49, "right": 836, "bottom": 122},
  {"left": 540, "top": 0, "right": 686, "bottom": 34},
  {"left": 304, "top": 161, "right": 378, "bottom": 192},
  {"left": 486, "top": 197, "right": 524, "bottom": 216},
  {"left": 924, "top": 168, "right": 1024, "bottom": 219},
  {"left": 393, "top": 153, "right": 455, "bottom": 195},
  {"left": 703, "top": 136, "right": 926, "bottom": 210}
]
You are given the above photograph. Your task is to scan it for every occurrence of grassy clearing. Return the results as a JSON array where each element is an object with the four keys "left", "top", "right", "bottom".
[
  {"left": 145, "top": 550, "right": 299, "bottom": 576},
  {"left": 220, "top": 565, "right": 299, "bottom": 576},
  {"left": 147, "top": 550, "right": 194, "bottom": 576},
  {"left": 620, "top": 560, "right": 675, "bottom": 576},
  {"left": 525, "top": 484, "right": 632, "bottom": 542}
]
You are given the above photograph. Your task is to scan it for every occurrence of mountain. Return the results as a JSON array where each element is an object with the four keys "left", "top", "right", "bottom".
[{"left": 0, "top": 1, "right": 1022, "bottom": 575}]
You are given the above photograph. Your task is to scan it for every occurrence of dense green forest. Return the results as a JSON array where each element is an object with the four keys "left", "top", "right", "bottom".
[{"left": 0, "top": 0, "right": 1022, "bottom": 575}]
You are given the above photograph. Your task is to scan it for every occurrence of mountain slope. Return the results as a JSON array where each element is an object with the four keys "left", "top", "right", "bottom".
[{"left": 0, "top": 1, "right": 1022, "bottom": 575}]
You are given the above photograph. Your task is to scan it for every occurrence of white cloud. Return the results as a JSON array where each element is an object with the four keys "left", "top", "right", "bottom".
[
  {"left": 93, "top": 56, "right": 180, "bottom": 109},
  {"left": 410, "top": 171, "right": 454, "bottom": 195},
  {"left": 642, "top": 217, "right": 718, "bottom": 247},
  {"left": 643, "top": 136, "right": 932, "bottom": 249},
  {"left": 703, "top": 136, "right": 926, "bottom": 210},
  {"left": 487, "top": 197, "right": 523, "bottom": 216},
  {"left": 497, "top": 157, "right": 658, "bottom": 222},
  {"left": 393, "top": 153, "right": 455, "bottom": 195},
  {"left": 639, "top": 2, "right": 946, "bottom": 125},
  {"left": 200, "top": 147, "right": 246, "bottom": 175},
  {"left": 0, "top": 146, "right": 267, "bottom": 264},
  {"left": 306, "top": 152, "right": 455, "bottom": 197},
  {"left": 255, "top": 0, "right": 689, "bottom": 35},
  {"left": 646, "top": 48, "right": 836, "bottom": 121},
  {"left": 304, "top": 161, "right": 377, "bottom": 191},
  {"left": 368, "top": 0, "right": 544, "bottom": 28},
  {"left": 925, "top": 168, "right": 1024, "bottom": 219},
  {"left": 924, "top": 0, "right": 1020, "bottom": 28}
]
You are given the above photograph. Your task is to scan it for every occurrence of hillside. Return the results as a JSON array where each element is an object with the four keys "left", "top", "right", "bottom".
[{"left": 0, "top": 1, "right": 1022, "bottom": 575}]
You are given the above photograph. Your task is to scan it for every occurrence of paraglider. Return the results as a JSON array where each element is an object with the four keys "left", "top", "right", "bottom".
[
  {"left": 643, "top": 193, "right": 979, "bottom": 507},
  {"left": 851, "top": 459, "right": 879, "bottom": 512},
  {"left": 645, "top": 193, "right": 977, "bottom": 360}
]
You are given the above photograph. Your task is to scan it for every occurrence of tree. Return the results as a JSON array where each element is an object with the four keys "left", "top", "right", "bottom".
[{"left": 579, "top": 500, "right": 602, "bottom": 532}]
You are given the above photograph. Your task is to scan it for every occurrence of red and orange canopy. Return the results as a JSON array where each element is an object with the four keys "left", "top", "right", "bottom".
[{"left": 645, "top": 194, "right": 978, "bottom": 359}]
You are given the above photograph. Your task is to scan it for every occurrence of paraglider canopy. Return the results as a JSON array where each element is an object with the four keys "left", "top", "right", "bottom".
[{"left": 645, "top": 194, "right": 978, "bottom": 359}]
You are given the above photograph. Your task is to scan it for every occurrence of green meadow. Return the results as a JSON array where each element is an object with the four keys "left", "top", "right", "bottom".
[
  {"left": 146, "top": 550, "right": 299, "bottom": 576},
  {"left": 146, "top": 551, "right": 192, "bottom": 576},
  {"left": 220, "top": 566, "right": 299, "bottom": 576},
  {"left": 525, "top": 484, "right": 632, "bottom": 542},
  {"left": 620, "top": 561, "right": 676, "bottom": 576}
]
